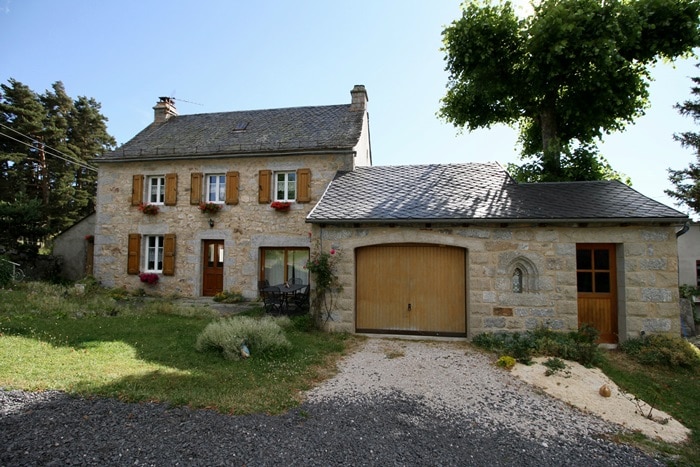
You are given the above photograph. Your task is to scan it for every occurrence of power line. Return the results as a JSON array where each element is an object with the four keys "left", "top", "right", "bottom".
[
  {"left": 0, "top": 131, "right": 97, "bottom": 172},
  {"left": 0, "top": 123, "right": 98, "bottom": 172}
]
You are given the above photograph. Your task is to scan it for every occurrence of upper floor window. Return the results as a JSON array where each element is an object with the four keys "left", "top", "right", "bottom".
[
  {"left": 148, "top": 176, "right": 165, "bottom": 204},
  {"left": 207, "top": 174, "right": 226, "bottom": 203},
  {"left": 275, "top": 171, "right": 296, "bottom": 202},
  {"left": 145, "top": 235, "right": 164, "bottom": 272}
]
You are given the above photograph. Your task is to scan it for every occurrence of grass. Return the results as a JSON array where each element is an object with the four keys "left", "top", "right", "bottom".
[
  {"left": 0, "top": 281, "right": 353, "bottom": 415},
  {"left": 599, "top": 350, "right": 700, "bottom": 466}
]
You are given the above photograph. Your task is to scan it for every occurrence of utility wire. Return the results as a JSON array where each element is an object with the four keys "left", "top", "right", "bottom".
[
  {"left": 0, "top": 131, "right": 97, "bottom": 172},
  {"left": 0, "top": 123, "right": 98, "bottom": 172}
]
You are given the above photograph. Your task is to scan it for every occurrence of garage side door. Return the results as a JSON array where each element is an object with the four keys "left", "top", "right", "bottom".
[{"left": 356, "top": 244, "right": 466, "bottom": 336}]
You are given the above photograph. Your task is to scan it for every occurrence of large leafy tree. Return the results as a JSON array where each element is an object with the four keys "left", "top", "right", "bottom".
[
  {"left": 0, "top": 78, "right": 115, "bottom": 253},
  {"left": 667, "top": 67, "right": 700, "bottom": 214},
  {"left": 440, "top": 0, "right": 700, "bottom": 182}
]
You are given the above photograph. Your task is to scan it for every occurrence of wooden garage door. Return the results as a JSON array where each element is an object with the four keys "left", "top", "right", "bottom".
[{"left": 356, "top": 244, "right": 466, "bottom": 336}]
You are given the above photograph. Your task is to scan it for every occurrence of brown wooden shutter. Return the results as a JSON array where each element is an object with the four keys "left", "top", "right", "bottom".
[
  {"left": 162, "top": 233, "right": 176, "bottom": 276},
  {"left": 225, "top": 171, "right": 239, "bottom": 205},
  {"left": 296, "top": 168, "right": 311, "bottom": 203},
  {"left": 164, "top": 173, "right": 177, "bottom": 205},
  {"left": 190, "top": 172, "right": 203, "bottom": 205},
  {"left": 131, "top": 175, "right": 144, "bottom": 206},
  {"left": 258, "top": 170, "right": 271, "bottom": 203},
  {"left": 127, "top": 233, "right": 141, "bottom": 274}
]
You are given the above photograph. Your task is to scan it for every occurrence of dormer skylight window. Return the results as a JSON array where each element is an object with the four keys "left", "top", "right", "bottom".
[{"left": 233, "top": 122, "right": 248, "bottom": 131}]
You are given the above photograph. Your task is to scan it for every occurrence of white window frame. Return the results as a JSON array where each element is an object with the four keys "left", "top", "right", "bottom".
[
  {"left": 145, "top": 235, "right": 164, "bottom": 272},
  {"left": 274, "top": 171, "right": 296, "bottom": 202},
  {"left": 147, "top": 175, "right": 165, "bottom": 204},
  {"left": 206, "top": 174, "right": 226, "bottom": 203}
]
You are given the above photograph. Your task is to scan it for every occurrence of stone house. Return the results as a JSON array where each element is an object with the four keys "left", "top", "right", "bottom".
[
  {"left": 94, "top": 85, "right": 371, "bottom": 298},
  {"left": 307, "top": 163, "right": 688, "bottom": 343},
  {"left": 95, "top": 85, "right": 687, "bottom": 344}
]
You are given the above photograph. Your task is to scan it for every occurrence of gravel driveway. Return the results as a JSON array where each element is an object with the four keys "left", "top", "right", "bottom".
[{"left": 1, "top": 339, "right": 664, "bottom": 466}]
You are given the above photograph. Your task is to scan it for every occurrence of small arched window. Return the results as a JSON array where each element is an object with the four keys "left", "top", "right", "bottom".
[{"left": 512, "top": 267, "right": 523, "bottom": 293}]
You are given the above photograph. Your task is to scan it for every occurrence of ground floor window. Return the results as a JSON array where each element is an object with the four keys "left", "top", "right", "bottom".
[
  {"left": 145, "top": 235, "right": 164, "bottom": 272},
  {"left": 260, "top": 247, "right": 309, "bottom": 285}
]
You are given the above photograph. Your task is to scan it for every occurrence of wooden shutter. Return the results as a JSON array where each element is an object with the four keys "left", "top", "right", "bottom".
[
  {"left": 164, "top": 173, "right": 177, "bottom": 205},
  {"left": 296, "top": 168, "right": 312, "bottom": 203},
  {"left": 162, "top": 233, "right": 176, "bottom": 276},
  {"left": 258, "top": 170, "right": 271, "bottom": 203},
  {"left": 131, "top": 175, "right": 144, "bottom": 206},
  {"left": 190, "top": 172, "right": 203, "bottom": 205},
  {"left": 225, "top": 171, "right": 239, "bottom": 205},
  {"left": 127, "top": 233, "right": 141, "bottom": 274}
]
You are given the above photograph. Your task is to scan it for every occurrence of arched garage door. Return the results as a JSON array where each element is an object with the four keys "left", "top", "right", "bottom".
[{"left": 356, "top": 244, "right": 466, "bottom": 336}]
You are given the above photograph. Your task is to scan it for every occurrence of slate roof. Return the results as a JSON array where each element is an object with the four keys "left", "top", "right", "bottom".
[
  {"left": 307, "top": 163, "right": 687, "bottom": 223},
  {"left": 99, "top": 104, "right": 365, "bottom": 161}
]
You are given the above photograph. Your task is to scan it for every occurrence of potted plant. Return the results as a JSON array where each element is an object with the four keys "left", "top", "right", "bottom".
[
  {"left": 138, "top": 202, "right": 159, "bottom": 215},
  {"left": 270, "top": 201, "right": 292, "bottom": 212},
  {"left": 199, "top": 202, "right": 222, "bottom": 214},
  {"left": 138, "top": 272, "right": 159, "bottom": 285}
]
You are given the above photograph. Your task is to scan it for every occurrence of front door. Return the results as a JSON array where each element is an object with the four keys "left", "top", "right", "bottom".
[
  {"left": 576, "top": 243, "right": 618, "bottom": 344},
  {"left": 202, "top": 240, "right": 224, "bottom": 296}
]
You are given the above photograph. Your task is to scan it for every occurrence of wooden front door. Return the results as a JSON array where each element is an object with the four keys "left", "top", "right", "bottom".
[
  {"left": 356, "top": 244, "right": 466, "bottom": 336},
  {"left": 576, "top": 243, "right": 618, "bottom": 344},
  {"left": 202, "top": 240, "right": 224, "bottom": 296}
]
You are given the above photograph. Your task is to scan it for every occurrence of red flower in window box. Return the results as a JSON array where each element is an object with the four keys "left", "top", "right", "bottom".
[
  {"left": 270, "top": 201, "right": 291, "bottom": 211},
  {"left": 198, "top": 202, "right": 222, "bottom": 214},
  {"left": 138, "top": 203, "right": 159, "bottom": 215},
  {"left": 138, "top": 272, "right": 159, "bottom": 285}
]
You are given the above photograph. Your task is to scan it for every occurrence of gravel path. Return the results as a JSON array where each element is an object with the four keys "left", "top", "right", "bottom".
[{"left": 1, "top": 339, "right": 665, "bottom": 466}]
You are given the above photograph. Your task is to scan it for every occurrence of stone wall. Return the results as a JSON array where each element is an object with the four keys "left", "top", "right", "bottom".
[
  {"left": 313, "top": 222, "right": 681, "bottom": 341},
  {"left": 94, "top": 152, "right": 355, "bottom": 297}
]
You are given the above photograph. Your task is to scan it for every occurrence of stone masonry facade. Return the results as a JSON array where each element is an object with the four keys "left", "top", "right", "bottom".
[
  {"left": 94, "top": 153, "right": 357, "bottom": 298},
  {"left": 314, "top": 222, "right": 680, "bottom": 341}
]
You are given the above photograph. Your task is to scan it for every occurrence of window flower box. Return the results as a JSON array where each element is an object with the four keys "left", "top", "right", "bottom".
[
  {"left": 138, "top": 202, "right": 160, "bottom": 215},
  {"left": 270, "top": 201, "right": 292, "bottom": 211},
  {"left": 139, "top": 272, "right": 159, "bottom": 285},
  {"left": 199, "top": 202, "right": 222, "bottom": 214}
]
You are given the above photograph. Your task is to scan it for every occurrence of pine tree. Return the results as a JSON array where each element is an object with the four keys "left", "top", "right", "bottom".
[{"left": 667, "top": 70, "right": 700, "bottom": 215}]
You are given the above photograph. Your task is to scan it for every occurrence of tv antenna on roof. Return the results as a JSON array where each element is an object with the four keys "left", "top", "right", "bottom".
[{"left": 168, "top": 91, "right": 203, "bottom": 106}]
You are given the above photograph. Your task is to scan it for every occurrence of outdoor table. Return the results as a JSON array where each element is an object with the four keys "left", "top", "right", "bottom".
[{"left": 265, "top": 283, "right": 305, "bottom": 312}]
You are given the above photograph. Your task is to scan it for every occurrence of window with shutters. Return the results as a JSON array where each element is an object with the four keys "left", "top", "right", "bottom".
[
  {"left": 148, "top": 176, "right": 165, "bottom": 204},
  {"left": 275, "top": 171, "right": 296, "bottom": 202},
  {"left": 128, "top": 233, "right": 176, "bottom": 276},
  {"left": 207, "top": 174, "right": 226, "bottom": 203}
]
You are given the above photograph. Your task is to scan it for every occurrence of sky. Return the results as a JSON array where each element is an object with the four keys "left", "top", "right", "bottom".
[{"left": 1, "top": 0, "right": 699, "bottom": 218}]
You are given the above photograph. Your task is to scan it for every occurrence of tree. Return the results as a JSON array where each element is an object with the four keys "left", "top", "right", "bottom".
[
  {"left": 667, "top": 68, "right": 700, "bottom": 214},
  {"left": 0, "top": 78, "right": 115, "bottom": 253},
  {"left": 440, "top": 0, "right": 700, "bottom": 182}
]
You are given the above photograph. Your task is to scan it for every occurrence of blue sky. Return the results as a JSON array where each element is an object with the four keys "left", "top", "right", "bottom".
[{"left": 1, "top": 0, "right": 698, "bottom": 217}]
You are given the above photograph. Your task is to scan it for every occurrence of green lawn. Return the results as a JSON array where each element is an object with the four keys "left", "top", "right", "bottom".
[
  {"left": 0, "top": 282, "right": 350, "bottom": 414},
  {"left": 1, "top": 282, "right": 699, "bottom": 464}
]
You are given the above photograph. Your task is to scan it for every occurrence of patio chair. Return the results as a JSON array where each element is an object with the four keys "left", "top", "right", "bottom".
[
  {"left": 289, "top": 285, "right": 310, "bottom": 314},
  {"left": 291, "top": 277, "right": 303, "bottom": 285},
  {"left": 258, "top": 279, "right": 270, "bottom": 291},
  {"left": 261, "top": 286, "right": 284, "bottom": 315}
]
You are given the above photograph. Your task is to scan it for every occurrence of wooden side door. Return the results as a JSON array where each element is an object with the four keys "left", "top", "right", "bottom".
[
  {"left": 576, "top": 243, "right": 618, "bottom": 343},
  {"left": 202, "top": 240, "right": 224, "bottom": 296}
]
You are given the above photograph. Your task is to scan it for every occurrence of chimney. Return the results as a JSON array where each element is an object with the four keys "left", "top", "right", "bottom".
[
  {"left": 153, "top": 97, "right": 177, "bottom": 123},
  {"left": 350, "top": 85, "right": 368, "bottom": 112}
]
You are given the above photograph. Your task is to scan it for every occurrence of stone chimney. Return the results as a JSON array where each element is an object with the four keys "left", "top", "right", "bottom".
[
  {"left": 350, "top": 85, "right": 368, "bottom": 111},
  {"left": 153, "top": 97, "right": 177, "bottom": 123}
]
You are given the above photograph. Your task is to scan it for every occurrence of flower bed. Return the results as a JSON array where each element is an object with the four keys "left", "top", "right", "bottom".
[
  {"left": 270, "top": 201, "right": 291, "bottom": 211},
  {"left": 139, "top": 272, "right": 159, "bottom": 285}
]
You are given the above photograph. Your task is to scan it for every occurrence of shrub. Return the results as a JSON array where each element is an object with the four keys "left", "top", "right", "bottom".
[
  {"left": 496, "top": 355, "right": 516, "bottom": 370},
  {"left": 195, "top": 316, "right": 291, "bottom": 360},
  {"left": 471, "top": 325, "right": 602, "bottom": 366},
  {"left": 620, "top": 334, "right": 700, "bottom": 368},
  {"left": 213, "top": 289, "right": 245, "bottom": 303}
]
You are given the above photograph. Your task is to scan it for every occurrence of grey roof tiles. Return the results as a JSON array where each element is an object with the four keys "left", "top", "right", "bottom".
[
  {"left": 100, "top": 104, "right": 365, "bottom": 161},
  {"left": 307, "top": 163, "right": 687, "bottom": 223}
]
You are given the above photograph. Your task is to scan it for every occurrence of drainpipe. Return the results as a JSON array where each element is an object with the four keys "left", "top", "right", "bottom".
[{"left": 676, "top": 221, "right": 690, "bottom": 238}]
